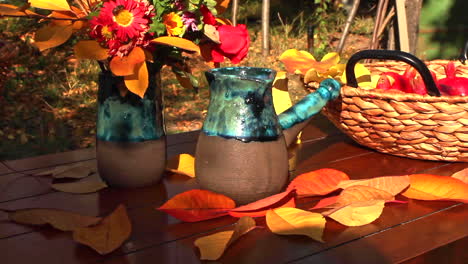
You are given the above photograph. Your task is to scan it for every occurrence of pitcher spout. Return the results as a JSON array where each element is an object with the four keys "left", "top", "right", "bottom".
[{"left": 279, "top": 78, "right": 341, "bottom": 147}]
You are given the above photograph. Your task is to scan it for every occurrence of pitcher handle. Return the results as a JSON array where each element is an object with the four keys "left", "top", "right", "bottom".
[{"left": 345, "top": 49, "right": 441, "bottom": 96}]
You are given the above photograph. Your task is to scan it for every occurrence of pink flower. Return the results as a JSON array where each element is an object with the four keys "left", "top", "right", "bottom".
[
  {"left": 89, "top": 0, "right": 154, "bottom": 56},
  {"left": 211, "top": 24, "right": 250, "bottom": 64}
]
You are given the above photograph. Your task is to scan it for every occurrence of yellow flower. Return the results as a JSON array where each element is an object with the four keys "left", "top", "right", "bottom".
[{"left": 163, "top": 12, "right": 184, "bottom": 36}]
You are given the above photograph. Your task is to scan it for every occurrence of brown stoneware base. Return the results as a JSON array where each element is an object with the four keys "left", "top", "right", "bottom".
[
  {"left": 195, "top": 133, "right": 289, "bottom": 205},
  {"left": 96, "top": 137, "right": 166, "bottom": 188}
]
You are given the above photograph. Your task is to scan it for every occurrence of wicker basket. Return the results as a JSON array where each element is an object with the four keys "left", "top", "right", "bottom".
[{"left": 310, "top": 50, "right": 468, "bottom": 162}]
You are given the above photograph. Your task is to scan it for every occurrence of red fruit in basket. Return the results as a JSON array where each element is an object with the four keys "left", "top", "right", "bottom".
[
  {"left": 376, "top": 72, "right": 413, "bottom": 93},
  {"left": 437, "top": 61, "right": 468, "bottom": 96}
]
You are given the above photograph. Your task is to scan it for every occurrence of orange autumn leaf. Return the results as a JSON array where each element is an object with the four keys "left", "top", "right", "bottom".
[
  {"left": 157, "top": 189, "right": 236, "bottom": 222},
  {"left": 266, "top": 207, "right": 325, "bottom": 242},
  {"left": 401, "top": 174, "right": 468, "bottom": 203},
  {"left": 33, "top": 23, "right": 73, "bottom": 51},
  {"left": 0, "top": 4, "right": 39, "bottom": 16},
  {"left": 73, "top": 204, "right": 131, "bottom": 255},
  {"left": 109, "top": 47, "right": 145, "bottom": 76},
  {"left": 74, "top": 40, "right": 109, "bottom": 61},
  {"left": 337, "top": 175, "right": 410, "bottom": 196},
  {"left": 310, "top": 195, "right": 340, "bottom": 210},
  {"left": 215, "top": 0, "right": 231, "bottom": 14},
  {"left": 194, "top": 216, "right": 256, "bottom": 260},
  {"left": 124, "top": 60, "right": 149, "bottom": 98},
  {"left": 151, "top": 36, "right": 200, "bottom": 53},
  {"left": 279, "top": 49, "right": 340, "bottom": 75},
  {"left": 327, "top": 200, "right": 386, "bottom": 227},
  {"left": 452, "top": 168, "right": 468, "bottom": 184},
  {"left": 311, "top": 185, "right": 394, "bottom": 210},
  {"left": 287, "top": 168, "right": 349, "bottom": 197},
  {"left": 228, "top": 189, "right": 296, "bottom": 218},
  {"left": 7, "top": 208, "right": 101, "bottom": 231}
]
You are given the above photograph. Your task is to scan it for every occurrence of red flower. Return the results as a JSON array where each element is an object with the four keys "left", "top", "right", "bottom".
[
  {"left": 211, "top": 24, "right": 250, "bottom": 64},
  {"left": 200, "top": 5, "right": 217, "bottom": 25}
]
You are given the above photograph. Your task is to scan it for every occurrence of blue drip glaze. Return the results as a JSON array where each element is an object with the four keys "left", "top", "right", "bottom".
[
  {"left": 202, "top": 67, "right": 282, "bottom": 142},
  {"left": 278, "top": 78, "right": 341, "bottom": 130},
  {"left": 96, "top": 68, "right": 165, "bottom": 142}
]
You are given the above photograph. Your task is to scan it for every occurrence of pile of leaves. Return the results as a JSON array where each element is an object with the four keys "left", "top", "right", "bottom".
[
  {"left": 5, "top": 164, "right": 466, "bottom": 258},
  {"left": 158, "top": 167, "right": 468, "bottom": 260}
]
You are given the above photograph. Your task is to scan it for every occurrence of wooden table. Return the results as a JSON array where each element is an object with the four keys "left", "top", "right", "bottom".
[{"left": 1, "top": 114, "right": 467, "bottom": 264}]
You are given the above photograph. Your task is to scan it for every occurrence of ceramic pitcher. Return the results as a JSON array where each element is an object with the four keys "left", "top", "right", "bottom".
[{"left": 195, "top": 67, "right": 341, "bottom": 204}]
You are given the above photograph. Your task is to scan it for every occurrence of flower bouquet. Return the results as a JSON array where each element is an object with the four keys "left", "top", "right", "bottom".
[
  {"left": 0, "top": 0, "right": 251, "bottom": 187},
  {"left": 0, "top": 0, "right": 250, "bottom": 97}
]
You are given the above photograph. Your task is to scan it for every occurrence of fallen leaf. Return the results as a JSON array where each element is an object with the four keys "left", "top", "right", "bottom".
[
  {"left": 204, "top": 24, "right": 220, "bottom": 44},
  {"left": 35, "top": 164, "right": 95, "bottom": 179},
  {"left": 310, "top": 195, "right": 340, "bottom": 210},
  {"left": 166, "top": 153, "right": 195, "bottom": 178},
  {"left": 194, "top": 216, "right": 256, "bottom": 260},
  {"left": 272, "top": 71, "right": 292, "bottom": 115},
  {"left": 327, "top": 200, "right": 386, "bottom": 226},
  {"left": 157, "top": 189, "right": 236, "bottom": 222},
  {"left": 109, "top": 47, "right": 145, "bottom": 76},
  {"left": 29, "top": 0, "right": 71, "bottom": 11},
  {"left": 452, "top": 168, "right": 468, "bottom": 184},
  {"left": 401, "top": 174, "right": 468, "bottom": 203},
  {"left": 151, "top": 36, "right": 200, "bottom": 53},
  {"left": 228, "top": 189, "right": 296, "bottom": 218},
  {"left": 124, "top": 61, "right": 148, "bottom": 98},
  {"left": 287, "top": 168, "right": 350, "bottom": 197},
  {"left": 73, "top": 204, "right": 131, "bottom": 255},
  {"left": 7, "top": 208, "right": 101, "bottom": 231},
  {"left": 51, "top": 173, "right": 108, "bottom": 194},
  {"left": 74, "top": 40, "right": 109, "bottom": 61},
  {"left": 332, "top": 185, "right": 393, "bottom": 208},
  {"left": 337, "top": 175, "right": 410, "bottom": 196},
  {"left": 33, "top": 23, "right": 73, "bottom": 51},
  {"left": 266, "top": 207, "right": 325, "bottom": 242}
]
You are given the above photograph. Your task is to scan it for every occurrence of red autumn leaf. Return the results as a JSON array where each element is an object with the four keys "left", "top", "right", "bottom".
[
  {"left": 157, "top": 189, "right": 236, "bottom": 222},
  {"left": 310, "top": 195, "right": 340, "bottom": 210},
  {"left": 228, "top": 189, "right": 296, "bottom": 218},
  {"left": 287, "top": 168, "right": 349, "bottom": 197},
  {"left": 402, "top": 174, "right": 468, "bottom": 203}
]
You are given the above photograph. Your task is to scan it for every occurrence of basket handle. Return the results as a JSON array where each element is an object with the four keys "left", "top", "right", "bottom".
[{"left": 345, "top": 49, "right": 441, "bottom": 96}]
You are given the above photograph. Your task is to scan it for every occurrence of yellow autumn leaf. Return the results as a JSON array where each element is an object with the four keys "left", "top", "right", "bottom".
[
  {"left": 33, "top": 23, "right": 73, "bottom": 51},
  {"left": 194, "top": 216, "right": 256, "bottom": 260},
  {"left": 166, "top": 153, "right": 195, "bottom": 178},
  {"left": 151, "top": 36, "right": 200, "bottom": 53},
  {"left": 337, "top": 175, "right": 410, "bottom": 196},
  {"left": 279, "top": 49, "right": 316, "bottom": 75},
  {"left": 340, "top": 63, "right": 372, "bottom": 87},
  {"left": 74, "top": 40, "right": 109, "bottom": 61},
  {"left": 272, "top": 71, "right": 291, "bottom": 114},
  {"left": 266, "top": 207, "right": 325, "bottom": 242},
  {"left": 124, "top": 61, "right": 149, "bottom": 98},
  {"left": 327, "top": 200, "right": 386, "bottom": 227},
  {"left": 29, "top": 0, "right": 71, "bottom": 11}
]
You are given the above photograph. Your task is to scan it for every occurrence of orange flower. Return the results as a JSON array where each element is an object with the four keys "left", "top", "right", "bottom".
[{"left": 163, "top": 12, "right": 184, "bottom": 36}]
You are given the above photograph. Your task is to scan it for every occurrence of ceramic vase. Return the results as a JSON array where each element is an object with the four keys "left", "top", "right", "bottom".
[{"left": 96, "top": 63, "right": 166, "bottom": 188}]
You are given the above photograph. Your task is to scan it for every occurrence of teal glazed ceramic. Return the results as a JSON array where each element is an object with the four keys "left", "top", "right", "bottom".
[
  {"left": 196, "top": 67, "right": 341, "bottom": 204},
  {"left": 96, "top": 63, "right": 166, "bottom": 188}
]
